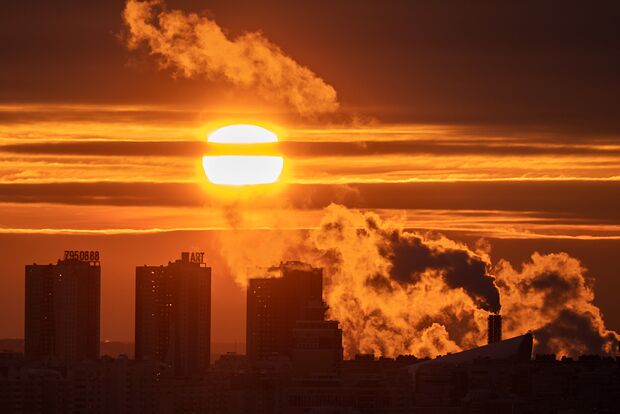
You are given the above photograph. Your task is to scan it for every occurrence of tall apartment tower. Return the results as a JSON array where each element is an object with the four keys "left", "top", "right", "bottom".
[
  {"left": 246, "top": 261, "right": 324, "bottom": 365},
  {"left": 488, "top": 314, "right": 502, "bottom": 344},
  {"left": 25, "top": 252, "right": 101, "bottom": 361},
  {"left": 135, "top": 252, "right": 211, "bottom": 377}
]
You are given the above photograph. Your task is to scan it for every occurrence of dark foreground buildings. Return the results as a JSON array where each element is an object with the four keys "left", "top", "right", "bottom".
[
  {"left": 5, "top": 257, "right": 620, "bottom": 413},
  {"left": 24, "top": 252, "right": 100, "bottom": 362},
  {"left": 3, "top": 336, "right": 618, "bottom": 414},
  {"left": 135, "top": 252, "right": 211, "bottom": 377},
  {"left": 246, "top": 261, "right": 326, "bottom": 365}
]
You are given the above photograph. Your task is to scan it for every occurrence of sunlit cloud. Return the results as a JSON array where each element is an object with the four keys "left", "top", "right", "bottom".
[{"left": 122, "top": 0, "right": 339, "bottom": 116}]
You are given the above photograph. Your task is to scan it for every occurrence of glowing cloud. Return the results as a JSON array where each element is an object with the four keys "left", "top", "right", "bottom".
[{"left": 122, "top": 0, "right": 339, "bottom": 116}]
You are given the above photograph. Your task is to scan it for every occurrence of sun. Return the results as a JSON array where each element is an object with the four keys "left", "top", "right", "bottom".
[{"left": 202, "top": 124, "right": 284, "bottom": 186}]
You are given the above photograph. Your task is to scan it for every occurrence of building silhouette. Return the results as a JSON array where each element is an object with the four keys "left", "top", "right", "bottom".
[
  {"left": 246, "top": 261, "right": 324, "bottom": 365},
  {"left": 10, "top": 254, "right": 620, "bottom": 413},
  {"left": 291, "top": 320, "right": 343, "bottom": 377},
  {"left": 135, "top": 252, "right": 211, "bottom": 377},
  {"left": 488, "top": 313, "right": 502, "bottom": 344},
  {"left": 24, "top": 253, "right": 100, "bottom": 361}
]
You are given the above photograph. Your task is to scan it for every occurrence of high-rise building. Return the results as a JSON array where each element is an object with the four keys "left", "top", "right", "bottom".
[
  {"left": 488, "top": 314, "right": 502, "bottom": 344},
  {"left": 135, "top": 252, "right": 211, "bottom": 377},
  {"left": 246, "top": 261, "right": 324, "bottom": 365},
  {"left": 25, "top": 251, "right": 101, "bottom": 361}
]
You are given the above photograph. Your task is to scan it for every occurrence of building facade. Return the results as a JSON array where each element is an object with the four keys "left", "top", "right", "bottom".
[
  {"left": 135, "top": 252, "right": 211, "bottom": 377},
  {"left": 25, "top": 253, "right": 101, "bottom": 362},
  {"left": 291, "top": 320, "right": 343, "bottom": 377},
  {"left": 246, "top": 261, "right": 325, "bottom": 365}
]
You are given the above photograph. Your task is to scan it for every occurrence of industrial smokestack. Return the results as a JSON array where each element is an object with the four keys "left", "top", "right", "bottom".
[{"left": 488, "top": 314, "right": 502, "bottom": 344}]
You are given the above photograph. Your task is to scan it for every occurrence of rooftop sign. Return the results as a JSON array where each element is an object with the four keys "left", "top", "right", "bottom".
[
  {"left": 64, "top": 250, "right": 100, "bottom": 262},
  {"left": 181, "top": 251, "right": 205, "bottom": 263}
]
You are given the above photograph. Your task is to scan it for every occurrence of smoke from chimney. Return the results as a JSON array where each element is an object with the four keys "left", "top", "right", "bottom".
[{"left": 215, "top": 204, "right": 620, "bottom": 359}]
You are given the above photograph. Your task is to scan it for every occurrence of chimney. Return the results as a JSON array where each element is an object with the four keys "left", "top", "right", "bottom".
[{"left": 488, "top": 314, "right": 502, "bottom": 344}]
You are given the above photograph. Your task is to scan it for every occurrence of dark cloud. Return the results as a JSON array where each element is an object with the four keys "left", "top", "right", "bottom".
[
  {"left": 414, "top": 306, "right": 482, "bottom": 347},
  {"left": 0, "top": 181, "right": 619, "bottom": 222},
  {"left": 4, "top": 140, "right": 620, "bottom": 158},
  {"left": 496, "top": 252, "right": 619, "bottom": 357},
  {"left": 534, "top": 309, "right": 619, "bottom": 356},
  {"left": 380, "top": 231, "right": 500, "bottom": 312},
  {"left": 1, "top": 141, "right": 206, "bottom": 157},
  {"left": 0, "top": 182, "right": 206, "bottom": 207},
  {"left": 527, "top": 271, "right": 583, "bottom": 310}
]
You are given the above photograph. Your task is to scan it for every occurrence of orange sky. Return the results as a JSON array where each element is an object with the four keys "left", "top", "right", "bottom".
[
  {"left": 0, "top": 102, "right": 619, "bottom": 346},
  {"left": 0, "top": 1, "right": 619, "bottom": 352}
]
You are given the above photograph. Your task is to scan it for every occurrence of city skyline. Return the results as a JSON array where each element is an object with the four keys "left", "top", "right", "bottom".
[
  {"left": 15, "top": 252, "right": 545, "bottom": 362},
  {"left": 1, "top": 1, "right": 620, "bottom": 411},
  {"left": 6, "top": 250, "right": 618, "bottom": 412},
  {"left": 13, "top": 249, "right": 619, "bottom": 361}
]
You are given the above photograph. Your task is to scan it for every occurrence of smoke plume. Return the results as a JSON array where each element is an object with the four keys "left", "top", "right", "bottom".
[
  {"left": 309, "top": 205, "right": 500, "bottom": 357},
  {"left": 122, "top": 0, "right": 339, "bottom": 116},
  {"left": 216, "top": 205, "right": 619, "bottom": 359},
  {"left": 496, "top": 253, "right": 619, "bottom": 356}
]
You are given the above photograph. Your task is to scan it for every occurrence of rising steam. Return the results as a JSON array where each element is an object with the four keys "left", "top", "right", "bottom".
[
  {"left": 122, "top": 0, "right": 339, "bottom": 116},
  {"left": 308, "top": 205, "right": 495, "bottom": 357},
  {"left": 216, "top": 204, "right": 619, "bottom": 359},
  {"left": 496, "top": 253, "right": 619, "bottom": 356}
]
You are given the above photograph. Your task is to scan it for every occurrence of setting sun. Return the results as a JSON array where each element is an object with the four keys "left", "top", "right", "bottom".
[{"left": 202, "top": 124, "right": 284, "bottom": 186}]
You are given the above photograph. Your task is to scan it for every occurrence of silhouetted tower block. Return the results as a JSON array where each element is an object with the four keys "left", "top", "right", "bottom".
[
  {"left": 488, "top": 314, "right": 502, "bottom": 344},
  {"left": 135, "top": 252, "right": 211, "bottom": 377},
  {"left": 246, "top": 261, "right": 324, "bottom": 365},
  {"left": 25, "top": 253, "right": 100, "bottom": 361}
]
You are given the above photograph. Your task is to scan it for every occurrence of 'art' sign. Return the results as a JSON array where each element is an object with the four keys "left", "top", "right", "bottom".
[{"left": 189, "top": 252, "right": 205, "bottom": 263}]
